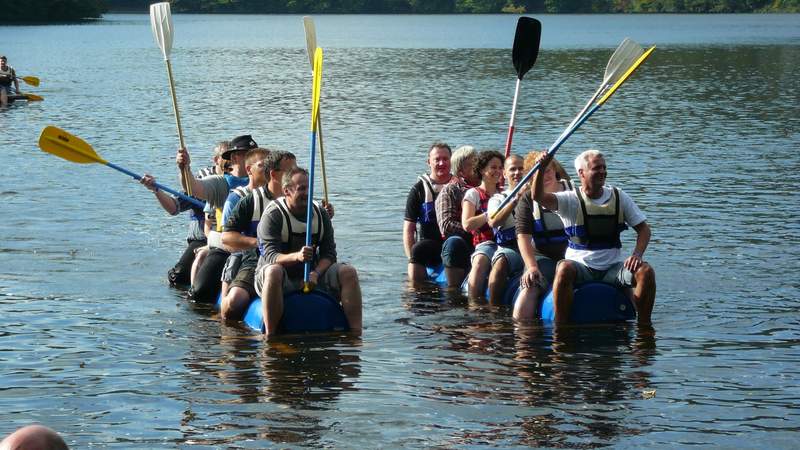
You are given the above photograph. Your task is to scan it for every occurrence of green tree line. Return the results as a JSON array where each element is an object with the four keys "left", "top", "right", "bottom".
[{"left": 3, "top": 0, "right": 796, "bottom": 23}]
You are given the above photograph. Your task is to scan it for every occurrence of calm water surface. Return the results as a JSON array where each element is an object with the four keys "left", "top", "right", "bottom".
[{"left": 1, "top": 13, "right": 799, "bottom": 448}]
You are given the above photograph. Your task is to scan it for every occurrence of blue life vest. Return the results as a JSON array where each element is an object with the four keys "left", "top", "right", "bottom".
[
  {"left": 532, "top": 179, "right": 573, "bottom": 248},
  {"left": 417, "top": 174, "right": 438, "bottom": 225},
  {"left": 566, "top": 186, "right": 628, "bottom": 251}
]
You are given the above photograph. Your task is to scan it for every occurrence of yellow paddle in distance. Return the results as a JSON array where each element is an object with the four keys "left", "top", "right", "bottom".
[
  {"left": 38, "top": 126, "right": 204, "bottom": 208},
  {"left": 16, "top": 75, "right": 40, "bottom": 87},
  {"left": 303, "top": 47, "right": 324, "bottom": 294},
  {"left": 303, "top": 16, "right": 330, "bottom": 205},
  {"left": 23, "top": 93, "right": 43, "bottom": 101}
]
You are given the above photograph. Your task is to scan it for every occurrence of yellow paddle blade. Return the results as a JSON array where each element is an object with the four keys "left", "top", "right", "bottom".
[
  {"left": 310, "top": 47, "right": 323, "bottom": 132},
  {"left": 21, "top": 76, "right": 40, "bottom": 87},
  {"left": 38, "top": 126, "right": 107, "bottom": 165},
  {"left": 24, "top": 93, "right": 43, "bottom": 101},
  {"left": 597, "top": 46, "right": 656, "bottom": 106}
]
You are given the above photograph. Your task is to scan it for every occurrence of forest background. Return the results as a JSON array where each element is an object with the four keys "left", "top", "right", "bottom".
[{"left": 4, "top": 0, "right": 798, "bottom": 23}]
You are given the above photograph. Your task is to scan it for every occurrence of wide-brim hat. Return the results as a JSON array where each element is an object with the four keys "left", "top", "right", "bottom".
[{"left": 222, "top": 134, "right": 258, "bottom": 159}]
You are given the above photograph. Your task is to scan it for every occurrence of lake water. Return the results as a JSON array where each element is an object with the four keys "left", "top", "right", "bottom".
[{"left": 1, "top": 13, "right": 799, "bottom": 448}]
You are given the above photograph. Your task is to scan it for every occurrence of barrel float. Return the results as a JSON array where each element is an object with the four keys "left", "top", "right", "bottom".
[
  {"left": 539, "top": 282, "right": 635, "bottom": 323},
  {"left": 216, "top": 290, "right": 349, "bottom": 334},
  {"left": 426, "top": 263, "right": 448, "bottom": 285}
]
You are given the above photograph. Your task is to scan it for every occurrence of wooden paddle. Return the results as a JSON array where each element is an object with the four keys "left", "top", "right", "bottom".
[
  {"left": 303, "top": 16, "right": 330, "bottom": 205},
  {"left": 38, "top": 126, "right": 204, "bottom": 208},
  {"left": 303, "top": 47, "right": 323, "bottom": 294},
  {"left": 491, "top": 44, "right": 656, "bottom": 216},
  {"left": 504, "top": 17, "right": 542, "bottom": 158},
  {"left": 150, "top": 2, "right": 192, "bottom": 196}
]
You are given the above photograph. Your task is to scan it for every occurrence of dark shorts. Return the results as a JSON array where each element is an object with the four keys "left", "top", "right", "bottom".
[
  {"left": 230, "top": 264, "right": 257, "bottom": 299},
  {"left": 408, "top": 238, "right": 443, "bottom": 267}
]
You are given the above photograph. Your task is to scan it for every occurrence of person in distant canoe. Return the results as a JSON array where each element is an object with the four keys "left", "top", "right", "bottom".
[
  {"left": 218, "top": 150, "right": 297, "bottom": 320},
  {"left": 483, "top": 153, "right": 526, "bottom": 302},
  {"left": 512, "top": 151, "right": 573, "bottom": 322},
  {"left": 256, "top": 167, "right": 362, "bottom": 336},
  {"left": 531, "top": 149, "right": 656, "bottom": 325},
  {"left": 177, "top": 135, "right": 256, "bottom": 302},
  {"left": 139, "top": 141, "right": 230, "bottom": 287},
  {"left": 403, "top": 142, "right": 453, "bottom": 283},
  {"left": 434, "top": 145, "right": 479, "bottom": 288},
  {"left": 0, "top": 55, "right": 21, "bottom": 107}
]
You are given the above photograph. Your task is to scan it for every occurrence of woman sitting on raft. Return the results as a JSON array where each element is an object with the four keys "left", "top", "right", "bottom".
[
  {"left": 512, "top": 151, "right": 572, "bottom": 321},
  {"left": 461, "top": 150, "right": 509, "bottom": 301}
]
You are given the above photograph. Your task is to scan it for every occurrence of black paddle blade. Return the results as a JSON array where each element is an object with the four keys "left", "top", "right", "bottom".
[{"left": 512, "top": 17, "right": 542, "bottom": 80}]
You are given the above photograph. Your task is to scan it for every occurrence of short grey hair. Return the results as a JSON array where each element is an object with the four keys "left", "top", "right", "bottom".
[
  {"left": 574, "top": 149, "right": 604, "bottom": 175},
  {"left": 282, "top": 167, "right": 309, "bottom": 189},
  {"left": 451, "top": 145, "right": 476, "bottom": 178}
]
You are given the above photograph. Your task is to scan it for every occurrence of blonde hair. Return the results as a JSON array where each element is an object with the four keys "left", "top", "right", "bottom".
[{"left": 523, "top": 150, "right": 570, "bottom": 181}]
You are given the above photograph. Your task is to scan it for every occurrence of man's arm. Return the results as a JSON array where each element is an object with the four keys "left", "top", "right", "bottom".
[
  {"left": 12, "top": 69, "right": 19, "bottom": 94},
  {"left": 221, "top": 195, "right": 258, "bottom": 251},
  {"left": 625, "top": 221, "right": 651, "bottom": 272},
  {"left": 403, "top": 220, "right": 416, "bottom": 258},
  {"left": 176, "top": 148, "right": 207, "bottom": 199},
  {"left": 140, "top": 174, "right": 180, "bottom": 215}
]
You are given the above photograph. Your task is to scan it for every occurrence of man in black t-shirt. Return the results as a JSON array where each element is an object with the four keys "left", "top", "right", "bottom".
[{"left": 402, "top": 142, "right": 453, "bottom": 283}]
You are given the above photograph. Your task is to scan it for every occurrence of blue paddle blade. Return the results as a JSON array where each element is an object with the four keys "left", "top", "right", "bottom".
[{"left": 512, "top": 17, "right": 542, "bottom": 79}]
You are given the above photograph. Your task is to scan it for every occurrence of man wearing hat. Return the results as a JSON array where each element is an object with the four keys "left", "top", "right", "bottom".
[{"left": 176, "top": 135, "right": 258, "bottom": 302}]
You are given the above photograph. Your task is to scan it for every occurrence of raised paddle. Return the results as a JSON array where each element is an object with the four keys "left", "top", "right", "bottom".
[
  {"left": 303, "top": 16, "right": 330, "bottom": 206},
  {"left": 150, "top": 2, "right": 192, "bottom": 197},
  {"left": 491, "top": 44, "right": 656, "bottom": 216},
  {"left": 15, "top": 75, "right": 40, "bottom": 87},
  {"left": 560, "top": 38, "right": 644, "bottom": 140},
  {"left": 504, "top": 17, "right": 542, "bottom": 158},
  {"left": 38, "top": 126, "right": 204, "bottom": 209},
  {"left": 303, "top": 47, "right": 324, "bottom": 294}
]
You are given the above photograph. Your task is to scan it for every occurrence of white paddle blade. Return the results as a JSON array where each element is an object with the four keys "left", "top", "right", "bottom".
[
  {"left": 150, "top": 2, "right": 174, "bottom": 60},
  {"left": 602, "top": 38, "right": 644, "bottom": 85},
  {"left": 303, "top": 16, "right": 317, "bottom": 68}
]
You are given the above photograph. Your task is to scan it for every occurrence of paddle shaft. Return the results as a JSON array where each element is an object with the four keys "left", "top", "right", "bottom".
[
  {"left": 163, "top": 59, "right": 193, "bottom": 197},
  {"left": 504, "top": 77, "right": 523, "bottom": 158},
  {"left": 316, "top": 112, "right": 329, "bottom": 204},
  {"left": 105, "top": 161, "right": 204, "bottom": 208},
  {"left": 492, "top": 102, "right": 602, "bottom": 216},
  {"left": 303, "top": 129, "right": 318, "bottom": 288}
]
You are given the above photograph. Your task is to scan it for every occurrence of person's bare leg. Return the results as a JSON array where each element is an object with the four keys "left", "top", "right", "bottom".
[
  {"left": 552, "top": 261, "right": 576, "bottom": 325},
  {"left": 487, "top": 257, "right": 509, "bottom": 305},
  {"left": 408, "top": 263, "right": 427, "bottom": 284},
  {"left": 338, "top": 265, "right": 363, "bottom": 334},
  {"left": 467, "top": 255, "right": 490, "bottom": 298},
  {"left": 513, "top": 285, "right": 540, "bottom": 322},
  {"left": 220, "top": 286, "right": 251, "bottom": 321},
  {"left": 631, "top": 262, "right": 656, "bottom": 325},
  {"left": 261, "top": 265, "right": 284, "bottom": 337},
  {"left": 444, "top": 267, "right": 465, "bottom": 289},
  {"left": 190, "top": 246, "right": 209, "bottom": 286}
]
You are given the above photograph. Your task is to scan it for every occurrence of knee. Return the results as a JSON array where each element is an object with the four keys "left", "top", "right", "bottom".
[
  {"left": 555, "top": 260, "right": 576, "bottom": 282},
  {"left": 338, "top": 265, "right": 359, "bottom": 285},
  {"left": 636, "top": 262, "right": 655, "bottom": 284},
  {"left": 265, "top": 265, "right": 283, "bottom": 283},
  {"left": 473, "top": 255, "right": 490, "bottom": 270}
]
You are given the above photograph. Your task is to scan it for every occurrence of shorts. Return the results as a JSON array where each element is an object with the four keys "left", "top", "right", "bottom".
[
  {"left": 408, "top": 238, "right": 443, "bottom": 267},
  {"left": 230, "top": 264, "right": 257, "bottom": 299},
  {"left": 255, "top": 262, "right": 346, "bottom": 299},
  {"left": 535, "top": 255, "right": 560, "bottom": 287},
  {"left": 441, "top": 235, "right": 471, "bottom": 270},
  {"left": 567, "top": 260, "right": 634, "bottom": 288},
  {"left": 492, "top": 246, "right": 524, "bottom": 277},
  {"left": 220, "top": 253, "right": 243, "bottom": 284},
  {"left": 471, "top": 241, "right": 497, "bottom": 262}
]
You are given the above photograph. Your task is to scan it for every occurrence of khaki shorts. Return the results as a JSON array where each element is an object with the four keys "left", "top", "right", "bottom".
[
  {"left": 229, "top": 264, "right": 257, "bottom": 299},
  {"left": 565, "top": 260, "right": 634, "bottom": 288},
  {"left": 255, "top": 262, "right": 345, "bottom": 298}
]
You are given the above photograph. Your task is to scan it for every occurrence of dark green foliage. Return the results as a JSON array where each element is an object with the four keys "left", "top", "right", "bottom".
[{"left": 3, "top": 0, "right": 107, "bottom": 22}]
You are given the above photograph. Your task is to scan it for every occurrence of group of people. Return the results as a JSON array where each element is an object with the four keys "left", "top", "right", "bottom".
[
  {"left": 0, "top": 55, "right": 21, "bottom": 107},
  {"left": 141, "top": 135, "right": 362, "bottom": 336},
  {"left": 404, "top": 142, "right": 656, "bottom": 325}
]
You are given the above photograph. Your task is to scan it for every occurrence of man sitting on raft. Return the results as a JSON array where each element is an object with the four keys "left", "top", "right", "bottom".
[
  {"left": 403, "top": 142, "right": 453, "bottom": 284},
  {"left": 255, "top": 167, "right": 362, "bottom": 336},
  {"left": 532, "top": 149, "right": 656, "bottom": 325}
]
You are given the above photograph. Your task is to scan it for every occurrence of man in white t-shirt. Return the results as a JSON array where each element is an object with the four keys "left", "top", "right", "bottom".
[{"left": 531, "top": 149, "right": 655, "bottom": 325}]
